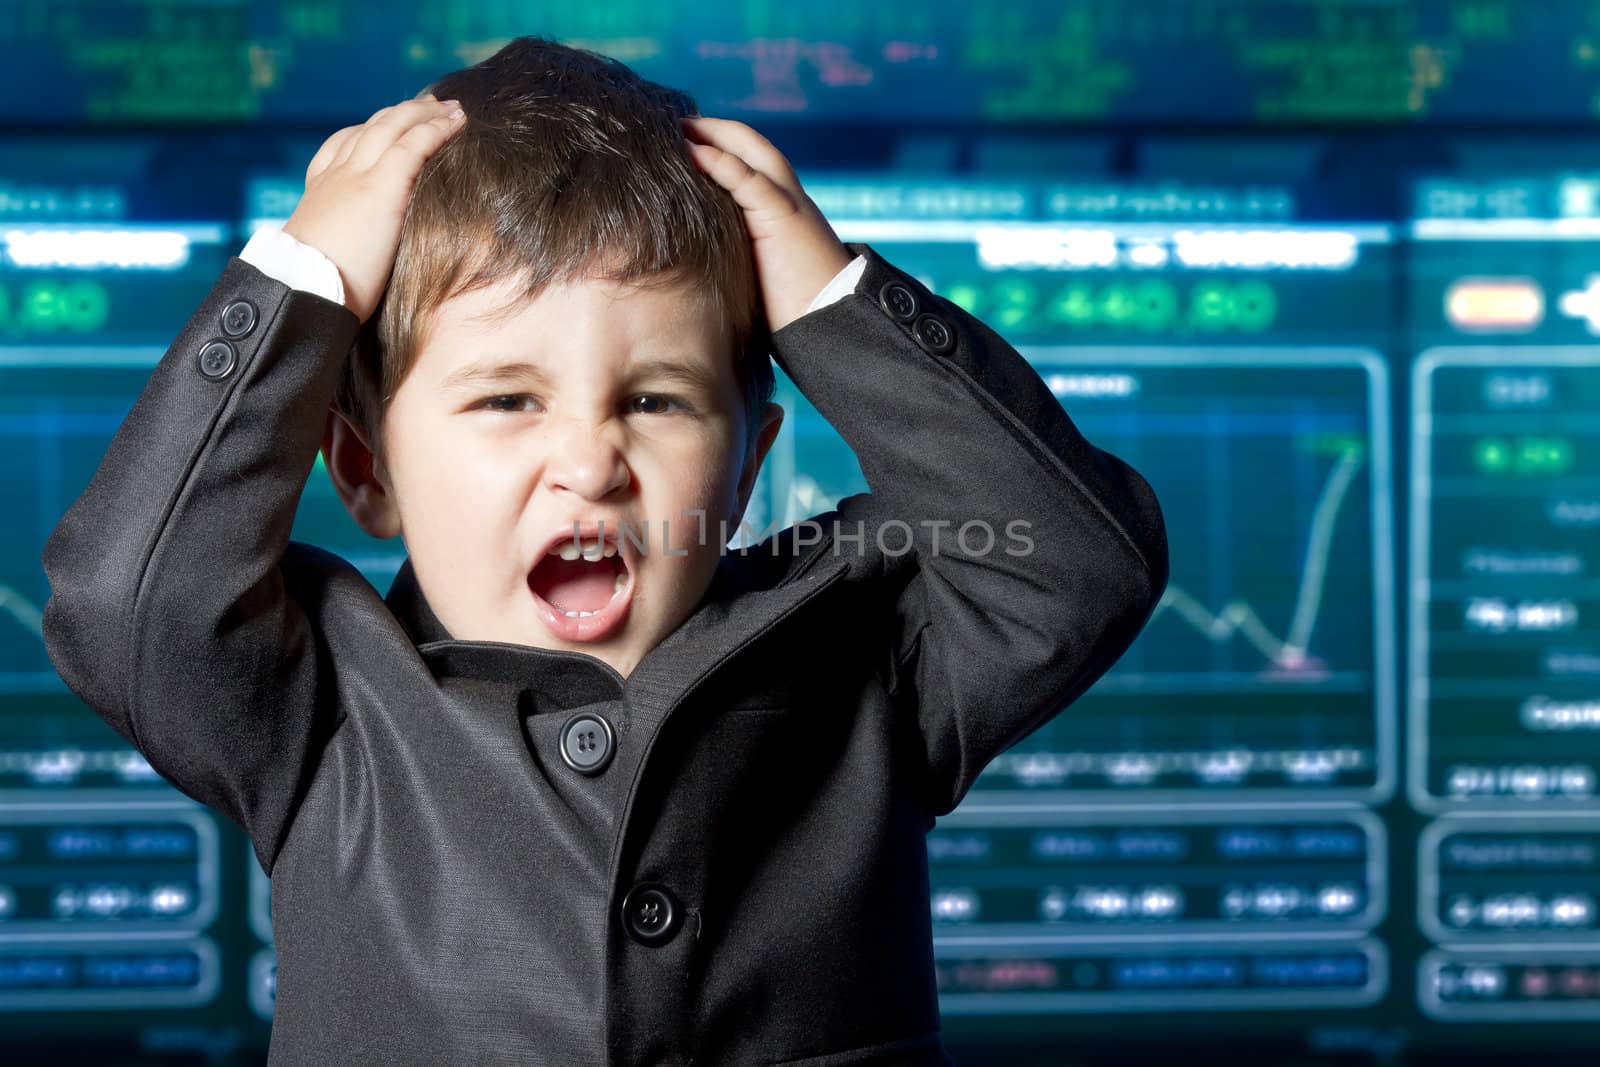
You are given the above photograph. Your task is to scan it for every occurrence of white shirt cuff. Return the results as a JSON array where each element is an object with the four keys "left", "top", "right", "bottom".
[
  {"left": 802, "top": 254, "right": 867, "bottom": 316},
  {"left": 239, "top": 226, "right": 346, "bottom": 308}
]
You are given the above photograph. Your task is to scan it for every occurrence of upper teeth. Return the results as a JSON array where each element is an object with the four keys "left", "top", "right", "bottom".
[{"left": 549, "top": 538, "right": 616, "bottom": 561}]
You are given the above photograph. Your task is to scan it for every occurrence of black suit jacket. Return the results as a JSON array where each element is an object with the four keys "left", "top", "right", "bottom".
[{"left": 40, "top": 242, "right": 1167, "bottom": 1065}]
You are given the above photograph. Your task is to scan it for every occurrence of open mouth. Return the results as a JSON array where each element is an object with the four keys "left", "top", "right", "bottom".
[{"left": 527, "top": 530, "right": 634, "bottom": 643}]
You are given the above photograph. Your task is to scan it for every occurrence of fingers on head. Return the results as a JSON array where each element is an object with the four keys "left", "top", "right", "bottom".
[
  {"left": 389, "top": 111, "right": 467, "bottom": 162},
  {"left": 345, "top": 98, "right": 458, "bottom": 170},
  {"left": 308, "top": 125, "right": 360, "bottom": 180},
  {"left": 703, "top": 151, "right": 790, "bottom": 213},
  {"left": 708, "top": 147, "right": 766, "bottom": 192},
  {"left": 683, "top": 117, "right": 794, "bottom": 187},
  {"left": 329, "top": 124, "right": 364, "bottom": 171}
]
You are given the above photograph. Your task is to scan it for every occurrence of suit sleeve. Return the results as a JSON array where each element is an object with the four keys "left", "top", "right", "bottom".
[
  {"left": 40, "top": 257, "right": 361, "bottom": 872},
  {"left": 767, "top": 241, "right": 1169, "bottom": 817}
]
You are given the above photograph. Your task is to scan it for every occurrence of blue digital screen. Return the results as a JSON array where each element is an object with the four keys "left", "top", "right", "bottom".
[{"left": 9, "top": 3, "right": 1600, "bottom": 1064}]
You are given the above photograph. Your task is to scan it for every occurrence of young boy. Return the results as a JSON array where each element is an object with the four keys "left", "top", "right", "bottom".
[{"left": 40, "top": 37, "right": 1166, "bottom": 1067}]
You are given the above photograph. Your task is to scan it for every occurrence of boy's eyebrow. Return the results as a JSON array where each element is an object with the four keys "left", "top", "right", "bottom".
[
  {"left": 629, "top": 358, "right": 722, "bottom": 393},
  {"left": 440, "top": 359, "right": 551, "bottom": 392},
  {"left": 440, "top": 357, "right": 721, "bottom": 393}
]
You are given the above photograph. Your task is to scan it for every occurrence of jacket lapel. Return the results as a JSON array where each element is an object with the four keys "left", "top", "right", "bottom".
[{"left": 620, "top": 545, "right": 851, "bottom": 721}]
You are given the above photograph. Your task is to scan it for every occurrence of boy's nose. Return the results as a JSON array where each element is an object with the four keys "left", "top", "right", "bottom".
[{"left": 541, "top": 418, "right": 630, "bottom": 500}]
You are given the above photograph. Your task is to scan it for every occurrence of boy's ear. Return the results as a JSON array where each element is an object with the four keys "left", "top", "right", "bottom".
[
  {"left": 732, "top": 401, "right": 784, "bottom": 528},
  {"left": 320, "top": 407, "right": 402, "bottom": 540}
]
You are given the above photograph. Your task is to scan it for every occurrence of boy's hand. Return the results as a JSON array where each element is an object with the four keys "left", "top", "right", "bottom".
[
  {"left": 680, "top": 116, "right": 853, "bottom": 334},
  {"left": 283, "top": 94, "right": 468, "bottom": 323}
]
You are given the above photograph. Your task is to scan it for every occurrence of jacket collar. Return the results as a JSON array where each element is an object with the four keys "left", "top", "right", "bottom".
[{"left": 383, "top": 536, "right": 850, "bottom": 711}]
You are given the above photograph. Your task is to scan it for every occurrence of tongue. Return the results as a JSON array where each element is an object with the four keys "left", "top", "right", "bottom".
[{"left": 531, "top": 555, "right": 622, "bottom": 612}]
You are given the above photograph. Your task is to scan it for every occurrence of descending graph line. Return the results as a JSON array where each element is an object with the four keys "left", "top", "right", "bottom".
[
  {"left": 1148, "top": 443, "right": 1366, "bottom": 671},
  {"left": 1, "top": 585, "right": 44, "bottom": 638}
]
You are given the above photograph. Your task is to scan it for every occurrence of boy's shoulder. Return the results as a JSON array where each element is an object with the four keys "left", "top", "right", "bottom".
[{"left": 280, "top": 540, "right": 421, "bottom": 654}]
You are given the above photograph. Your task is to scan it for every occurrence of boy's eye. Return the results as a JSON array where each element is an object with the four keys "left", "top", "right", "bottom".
[
  {"left": 628, "top": 393, "right": 685, "bottom": 415},
  {"left": 476, "top": 394, "right": 540, "bottom": 413},
  {"left": 472, "top": 394, "right": 688, "bottom": 415}
]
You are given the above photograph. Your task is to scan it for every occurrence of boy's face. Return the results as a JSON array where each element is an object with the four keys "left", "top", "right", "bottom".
[{"left": 327, "top": 270, "right": 783, "bottom": 681}]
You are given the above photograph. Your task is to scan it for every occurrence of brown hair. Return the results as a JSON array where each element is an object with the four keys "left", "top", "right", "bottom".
[{"left": 334, "top": 35, "right": 773, "bottom": 472}]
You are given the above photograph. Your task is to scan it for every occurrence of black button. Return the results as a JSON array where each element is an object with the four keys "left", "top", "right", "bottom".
[
  {"left": 912, "top": 314, "right": 954, "bottom": 355},
  {"left": 621, "top": 883, "right": 682, "bottom": 946},
  {"left": 221, "top": 299, "right": 258, "bottom": 338},
  {"left": 197, "top": 339, "right": 237, "bottom": 380},
  {"left": 559, "top": 712, "right": 615, "bottom": 775},
  {"left": 877, "top": 280, "right": 918, "bottom": 322}
]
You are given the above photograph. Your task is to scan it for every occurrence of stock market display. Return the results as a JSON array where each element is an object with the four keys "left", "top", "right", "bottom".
[
  {"left": 7, "top": 2, "right": 1600, "bottom": 1064},
  {"left": 12, "top": 0, "right": 1600, "bottom": 124}
]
